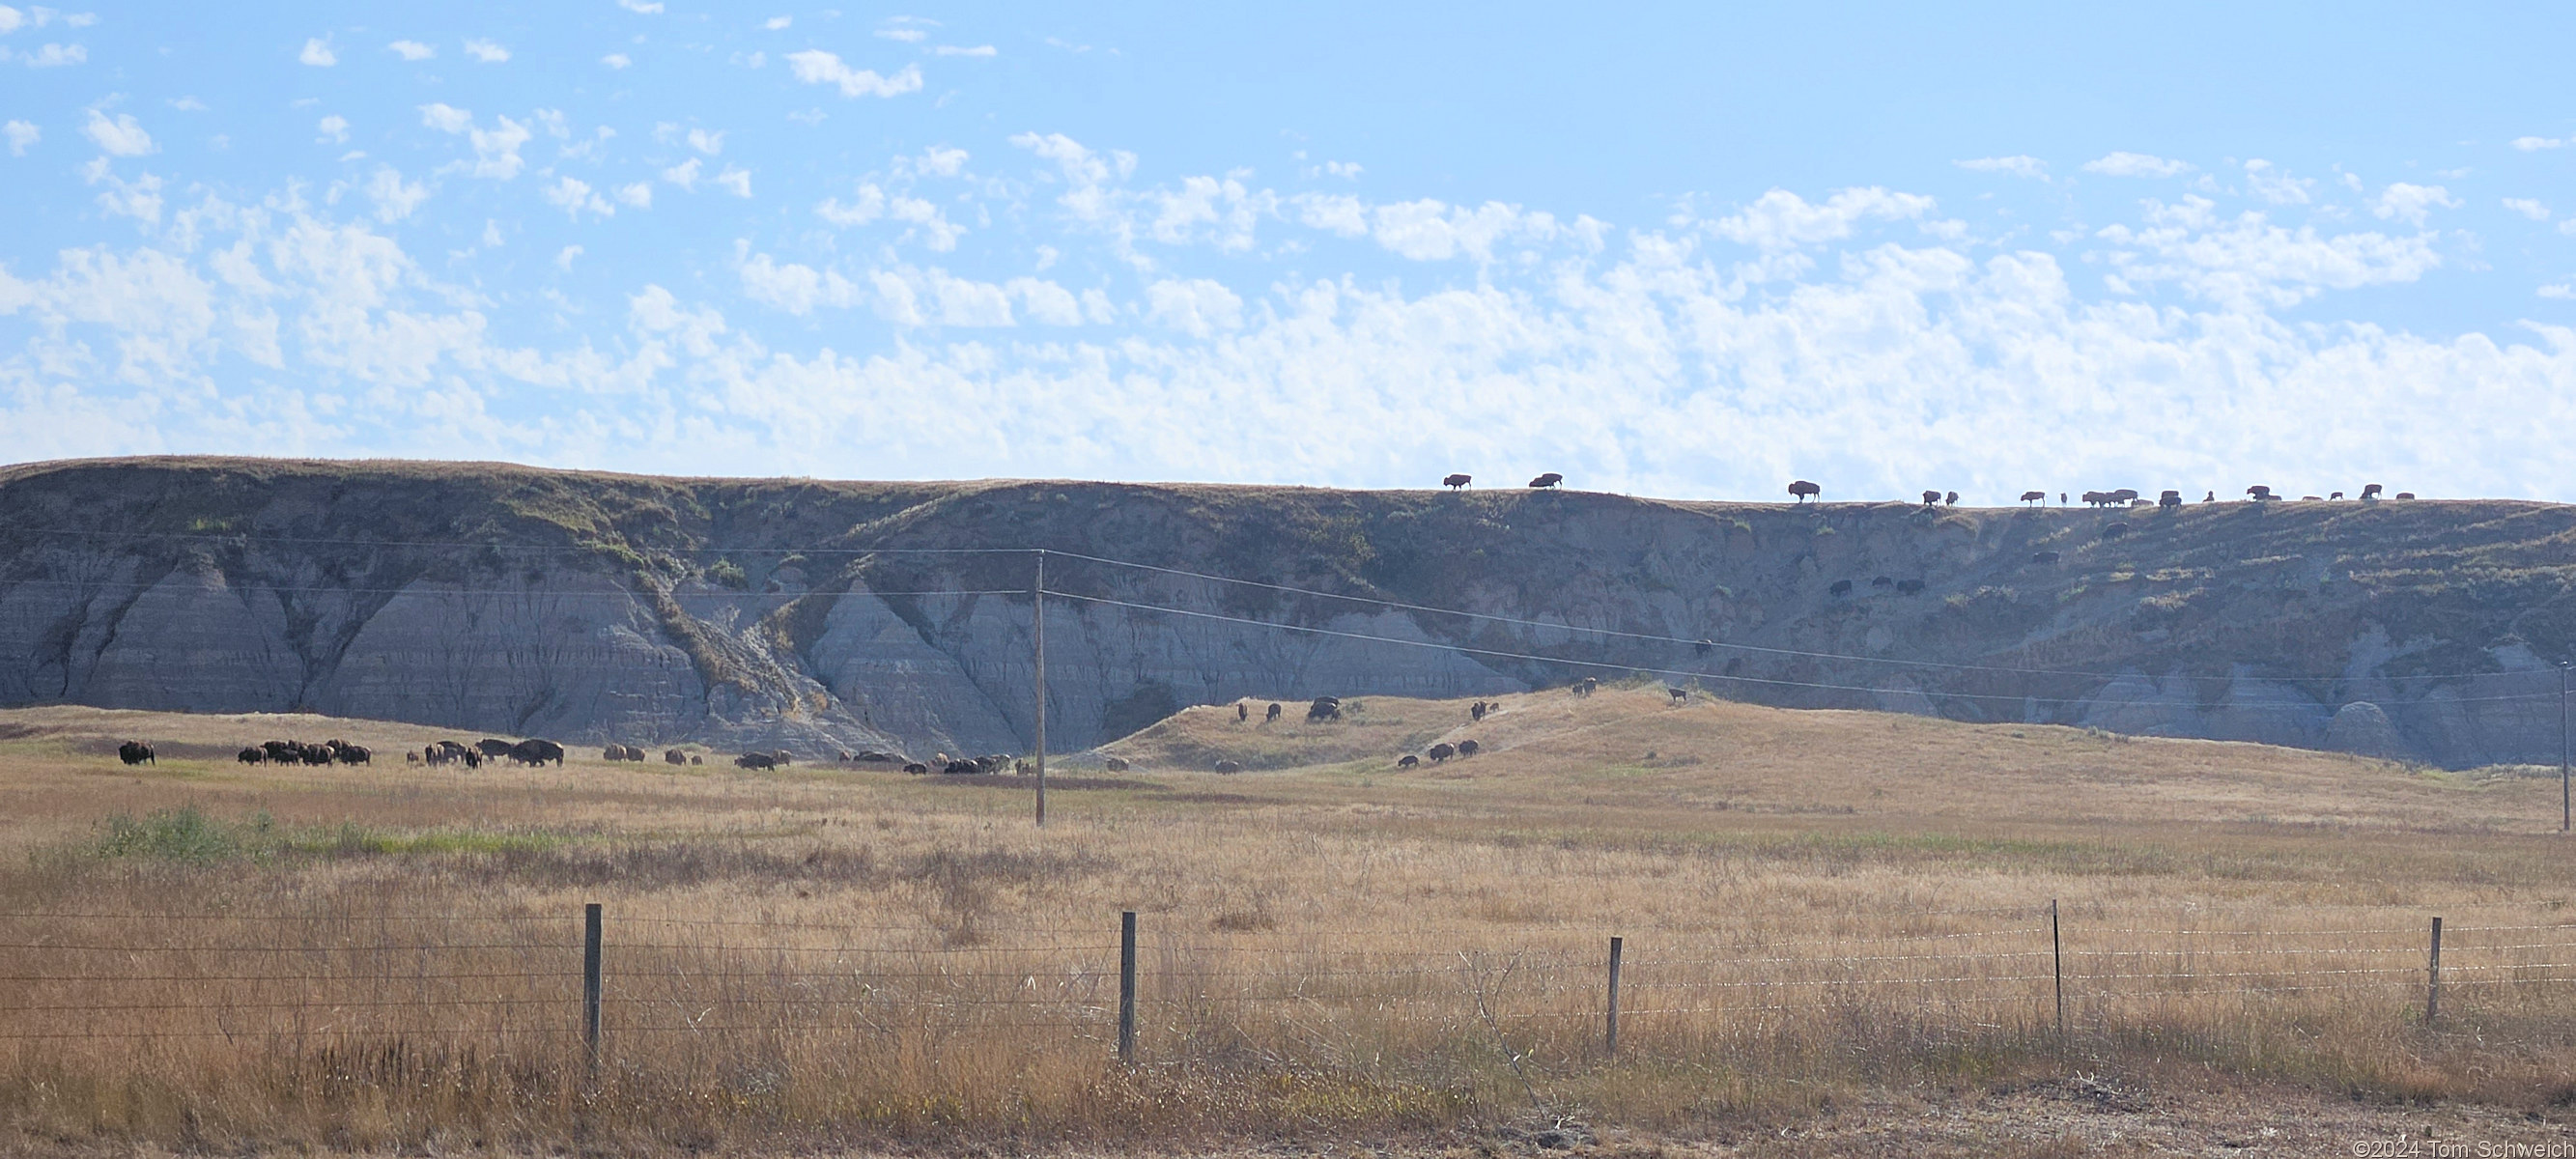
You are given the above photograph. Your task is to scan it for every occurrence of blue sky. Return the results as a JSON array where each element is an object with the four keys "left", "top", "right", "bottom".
[{"left": 6, "top": 1, "right": 2576, "bottom": 502}]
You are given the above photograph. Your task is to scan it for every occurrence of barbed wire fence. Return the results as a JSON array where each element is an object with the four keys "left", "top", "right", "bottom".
[{"left": 7, "top": 905, "right": 2571, "bottom": 1076}]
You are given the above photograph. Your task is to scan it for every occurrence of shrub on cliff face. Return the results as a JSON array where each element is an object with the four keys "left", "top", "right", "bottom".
[{"left": 708, "top": 558, "right": 749, "bottom": 589}]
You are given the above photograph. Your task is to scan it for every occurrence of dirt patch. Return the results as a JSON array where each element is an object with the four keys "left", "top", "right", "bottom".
[{"left": 918, "top": 773, "right": 1162, "bottom": 791}]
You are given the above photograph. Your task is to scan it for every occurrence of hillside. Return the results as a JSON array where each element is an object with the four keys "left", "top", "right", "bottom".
[{"left": 2, "top": 455, "right": 2573, "bottom": 766}]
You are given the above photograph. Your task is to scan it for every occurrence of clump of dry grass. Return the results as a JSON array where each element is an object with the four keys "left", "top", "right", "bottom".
[{"left": 3, "top": 690, "right": 2575, "bottom": 1152}]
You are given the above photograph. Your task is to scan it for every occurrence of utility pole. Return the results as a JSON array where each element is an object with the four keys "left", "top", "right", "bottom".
[
  {"left": 2560, "top": 661, "right": 2568, "bottom": 834},
  {"left": 1033, "top": 549, "right": 1047, "bottom": 830}
]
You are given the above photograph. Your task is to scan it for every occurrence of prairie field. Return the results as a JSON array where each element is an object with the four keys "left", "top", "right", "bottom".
[{"left": 3, "top": 686, "right": 2575, "bottom": 1155}]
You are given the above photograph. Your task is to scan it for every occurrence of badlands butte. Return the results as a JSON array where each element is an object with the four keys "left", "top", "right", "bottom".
[{"left": 1, "top": 455, "right": 2569, "bottom": 770}]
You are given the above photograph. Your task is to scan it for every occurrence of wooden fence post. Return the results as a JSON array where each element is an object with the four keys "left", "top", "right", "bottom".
[
  {"left": 2425, "top": 917, "right": 2444, "bottom": 1025},
  {"left": 583, "top": 902, "right": 603, "bottom": 1075},
  {"left": 1118, "top": 911, "right": 1138, "bottom": 1063},
  {"left": 1605, "top": 936, "right": 1623, "bottom": 1059}
]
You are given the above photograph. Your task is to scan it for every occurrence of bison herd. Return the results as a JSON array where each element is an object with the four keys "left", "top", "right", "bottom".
[
  {"left": 1785, "top": 481, "right": 2416, "bottom": 509},
  {"left": 235, "top": 739, "right": 371, "bottom": 766},
  {"left": 1439, "top": 472, "right": 1566, "bottom": 491}
]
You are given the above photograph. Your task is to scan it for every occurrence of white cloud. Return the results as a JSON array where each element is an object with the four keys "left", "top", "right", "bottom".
[
  {"left": 2540, "top": 283, "right": 2575, "bottom": 299},
  {"left": 875, "top": 27, "right": 926, "bottom": 42},
  {"left": 2505, "top": 198, "right": 2551, "bottom": 222},
  {"left": 617, "top": 0, "right": 664, "bottom": 11},
  {"left": 1955, "top": 155, "right": 2047, "bottom": 180},
  {"left": 764, "top": 15, "right": 791, "bottom": 30},
  {"left": 555, "top": 244, "right": 582, "bottom": 270},
  {"left": 912, "top": 145, "right": 968, "bottom": 177},
  {"left": 2371, "top": 183, "right": 2458, "bottom": 227},
  {"left": 81, "top": 109, "right": 154, "bottom": 156},
  {"left": 2241, "top": 159, "right": 2313, "bottom": 206},
  {"left": 298, "top": 37, "right": 336, "bottom": 67},
  {"left": 167, "top": 97, "right": 207, "bottom": 111},
  {"left": 889, "top": 195, "right": 963, "bottom": 249},
  {"left": 1293, "top": 193, "right": 1369, "bottom": 238},
  {"left": 1146, "top": 278, "right": 1242, "bottom": 336},
  {"left": 784, "top": 50, "right": 922, "bottom": 98},
  {"left": 2081, "top": 152, "right": 2194, "bottom": 178},
  {"left": 1006, "top": 277, "right": 1082, "bottom": 325},
  {"left": 686, "top": 127, "right": 723, "bottom": 155},
  {"left": 416, "top": 105, "right": 530, "bottom": 180},
  {"left": 740, "top": 252, "right": 860, "bottom": 315},
  {"left": 1320, "top": 159, "right": 1361, "bottom": 180},
  {"left": 4, "top": 119, "right": 36, "bottom": 155},
  {"left": 82, "top": 160, "right": 161, "bottom": 223},
  {"left": 463, "top": 38, "right": 509, "bottom": 64},
  {"left": 14, "top": 42, "right": 83, "bottom": 67},
  {"left": 661, "top": 156, "right": 701, "bottom": 189},
  {"left": 715, "top": 166, "right": 752, "bottom": 198},
  {"left": 817, "top": 183, "right": 885, "bottom": 226},
  {"left": 543, "top": 176, "right": 614, "bottom": 219},
  {"left": 602, "top": 52, "right": 631, "bottom": 69},
  {"left": 2095, "top": 196, "right": 2442, "bottom": 310},
  {"left": 932, "top": 44, "right": 996, "bottom": 57},
  {"left": 1707, "top": 187, "right": 1933, "bottom": 250},
  {"left": 365, "top": 166, "right": 429, "bottom": 222},
  {"left": 615, "top": 182, "right": 652, "bottom": 209},
  {"left": 388, "top": 40, "right": 435, "bottom": 61},
  {"left": 2510, "top": 136, "right": 2567, "bottom": 152},
  {"left": 417, "top": 103, "right": 472, "bottom": 134},
  {"left": 317, "top": 115, "right": 349, "bottom": 145},
  {"left": 0, "top": 6, "right": 19, "bottom": 33}
]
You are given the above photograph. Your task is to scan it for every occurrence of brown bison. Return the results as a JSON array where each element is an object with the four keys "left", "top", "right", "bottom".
[
  {"left": 1457, "top": 739, "right": 1480, "bottom": 756},
  {"left": 1922, "top": 489, "right": 1941, "bottom": 506},
  {"left": 1214, "top": 759, "right": 1244, "bottom": 774},
  {"left": 1529, "top": 472, "right": 1564, "bottom": 489},
  {"left": 1237, "top": 702, "right": 1248, "bottom": 721},
  {"left": 1426, "top": 743, "right": 1456, "bottom": 763},
  {"left": 903, "top": 762, "right": 929, "bottom": 775},
  {"left": 1788, "top": 480, "right": 1820, "bottom": 503},
  {"left": 1265, "top": 702, "right": 1282, "bottom": 722},
  {"left": 2362, "top": 483, "right": 2383, "bottom": 500},
  {"left": 118, "top": 741, "right": 155, "bottom": 766},
  {"left": 1444, "top": 473, "right": 1472, "bottom": 491},
  {"left": 1397, "top": 754, "right": 1419, "bottom": 769},
  {"left": 237, "top": 748, "right": 264, "bottom": 764},
  {"left": 736, "top": 752, "right": 778, "bottom": 771},
  {"left": 1104, "top": 756, "right": 1131, "bottom": 772},
  {"left": 665, "top": 749, "right": 688, "bottom": 765},
  {"left": 2021, "top": 490, "right": 2045, "bottom": 506},
  {"left": 2159, "top": 490, "right": 2182, "bottom": 510},
  {"left": 511, "top": 740, "right": 565, "bottom": 767}
]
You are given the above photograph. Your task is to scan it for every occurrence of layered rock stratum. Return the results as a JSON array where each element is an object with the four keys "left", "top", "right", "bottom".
[{"left": 2, "top": 457, "right": 2569, "bottom": 767}]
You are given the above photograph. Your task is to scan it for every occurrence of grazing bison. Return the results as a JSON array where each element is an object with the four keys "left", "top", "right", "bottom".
[
  {"left": 1945, "top": 491, "right": 1959, "bottom": 506},
  {"left": 2030, "top": 551, "right": 2060, "bottom": 565},
  {"left": 511, "top": 740, "right": 566, "bottom": 767},
  {"left": 2021, "top": 490, "right": 2046, "bottom": 506},
  {"left": 2246, "top": 485, "right": 2275, "bottom": 500},
  {"left": 688, "top": 755, "right": 701, "bottom": 766},
  {"left": 1529, "top": 472, "right": 1564, "bottom": 489},
  {"left": 1666, "top": 687, "right": 1688, "bottom": 702},
  {"left": 264, "top": 740, "right": 297, "bottom": 761},
  {"left": 602, "top": 747, "right": 627, "bottom": 762},
  {"left": 117, "top": 741, "right": 155, "bottom": 766},
  {"left": 1104, "top": 756, "right": 1131, "bottom": 772},
  {"left": 1573, "top": 677, "right": 1599, "bottom": 696},
  {"left": 476, "top": 739, "right": 516, "bottom": 760},
  {"left": 1307, "top": 696, "right": 1343, "bottom": 722},
  {"left": 665, "top": 749, "right": 688, "bottom": 765},
  {"left": 2109, "top": 489, "right": 2138, "bottom": 504},
  {"left": 1829, "top": 579, "right": 1854, "bottom": 596},
  {"left": 1457, "top": 740, "right": 1480, "bottom": 756},
  {"left": 1214, "top": 759, "right": 1244, "bottom": 774},
  {"left": 1896, "top": 579, "right": 1926, "bottom": 595},
  {"left": 1922, "top": 489, "right": 1941, "bottom": 507},
  {"left": 1427, "top": 743, "right": 1456, "bottom": 763},
  {"left": 1444, "top": 473, "right": 1472, "bottom": 491},
  {"left": 1871, "top": 576, "right": 1893, "bottom": 588},
  {"left": 2395, "top": 492, "right": 2416, "bottom": 500},
  {"left": 1237, "top": 703, "right": 1249, "bottom": 722},
  {"left": 2102, "top": 522, "right": 2130, "bottom": 538},
  {"left": 1397, "top": 754, "right": 1419, "bottom": 769},
  {"left": 2362, "top": 483, "right": 2384, "bottom": 500},
  {"left": 903, "top": 762, "right": 928, "bottom": 775},
  {"left": 1788, "top": 480, "right": 1820, "bottom": 503},
  {"left": 736, "top": 752, "right": 778, "bottom": 771},
  {"left": 405, "top": 750, "right": 421, "bottom": 765},
  {"left": 337, "top": 745, "right": 371, "bottom": 766},
  {"left": 944, "top": 759, "right": 979, "bottom": 775},
  {"left": 2160, "top": 490, "right": 2182, "bottom": 510},
  {"left": 237, "top": 748, "right": 264, "bottom": 765},
  {"left": 2330, "top": 492, "right": 2344, "bottom": 500}
]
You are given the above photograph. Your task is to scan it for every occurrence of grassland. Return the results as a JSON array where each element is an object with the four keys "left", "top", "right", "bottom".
[{"left": 3, "top": 690, "right": 2575, "bottom": 1155}]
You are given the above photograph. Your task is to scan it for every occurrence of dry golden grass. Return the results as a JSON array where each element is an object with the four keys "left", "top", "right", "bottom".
[{"left": 3, "top": 688, "right": 2575, "bottom": 1154}]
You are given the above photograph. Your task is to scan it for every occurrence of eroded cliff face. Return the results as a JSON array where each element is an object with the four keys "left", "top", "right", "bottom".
[{"left": 3, "top": 457, "right": 2572, "bottom": 767}]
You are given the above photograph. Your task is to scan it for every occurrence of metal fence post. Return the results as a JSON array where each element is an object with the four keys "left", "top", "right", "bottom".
[
  {"left": 2051, "top": 898, "right": 2064, "bottom": 1036},
  {"left": 583, "top": 902, "right": 603, "bottom": 1075},
  {"left": 1118, "top": 911, "right": 1137, "bottom": 1063},
  {"left": 1605, "top": 935, "right": 1624, "bottom": 1058}
]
